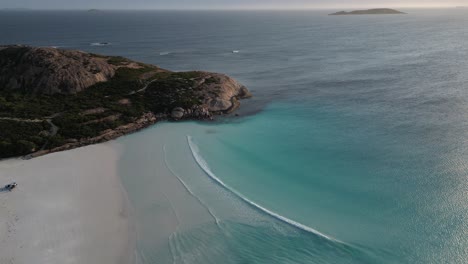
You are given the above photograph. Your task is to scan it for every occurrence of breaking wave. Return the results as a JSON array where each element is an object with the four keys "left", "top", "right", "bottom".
[
  {"left": 186, "top": 135, "right": 346, "bottom": 244},
  {"left": 90, "top": 42, "right": 111, "bottom": 46}
]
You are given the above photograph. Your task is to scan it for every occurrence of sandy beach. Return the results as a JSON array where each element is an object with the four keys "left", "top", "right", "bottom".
[
  {"left": 0, "top": 143, "right": 134, "bottom": 264},
  {"left": 0, "top": 122, "right": 238, "bottom": 264},
  {"left": 115, "top": 122, "right": 285, "bottom": 263}
]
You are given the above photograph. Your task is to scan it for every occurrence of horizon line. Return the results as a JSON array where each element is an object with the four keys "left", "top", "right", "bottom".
[{"left": 0, "top": 6, "right": 464, "bottom": 11}]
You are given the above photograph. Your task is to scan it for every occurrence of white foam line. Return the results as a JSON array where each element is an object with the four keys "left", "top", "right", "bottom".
[
  {"left": 186, "top": 135, "right": 346, "bottom": 244},
  {"left": 162, "top": 191, "right": 181, "bottom": 226},
  {"left": 163, "top": 145, "right": 221, "bottom": 227},
  {"left": 168, "top": 233, "right": 177, "bottom": 264},
  {"left": 173, "top": 232, "right": 186, "bottom": 264}
]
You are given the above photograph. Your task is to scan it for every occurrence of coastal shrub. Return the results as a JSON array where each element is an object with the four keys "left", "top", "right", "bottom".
[
  {"left": 144, "top": 72, "right": 202, "bottom": 113},
  {"left": 204, "top": 76, "right": 218, "bottom": 85},
  {"left": 47, "top": 135, "right": 67, "bottom": 149},
  {"left": 0, "top": 120, "right": 50, "bottom": 140},
  {"left": 0, "top": 67, "right": 209, "bottom": 158},
  {"left": 0, "top": 141, "right": 16, "bottom": 158},
  {"left": 0, "top": 120, "right": 50, "bottom": 158},
  {"left": 107, "top": 56, "right": 130, "bottom": 66},
  {"left": 0, "top": 140, "right": 40, "bottom": 158},
  {"left": 113, "top": 66, "right": 154, "bottom": 81},
  {"left": 16, "top": 140, "right": 37, "bottom": 153}
]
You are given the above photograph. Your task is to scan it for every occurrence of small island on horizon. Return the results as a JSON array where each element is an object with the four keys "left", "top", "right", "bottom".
[
  {"left": 1, "top": 8, "right": 32, "bottom": 11},
  {"left": 329, "top": 8, "right": 406, "bottom": 15}
]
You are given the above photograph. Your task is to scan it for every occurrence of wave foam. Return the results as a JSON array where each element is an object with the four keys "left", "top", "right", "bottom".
[
  {"left": 90, "top": 42, "right": 111, "bottom": 46},
  {"left": 163, "top": 145, "right": 220, "bottom": 226},
  {"left": 187, "top": 135, "right": 345, "bottom": 244}
]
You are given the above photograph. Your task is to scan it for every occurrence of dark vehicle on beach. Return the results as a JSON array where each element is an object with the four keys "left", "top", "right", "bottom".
[{"left": 4, "top": 182, "right": 17, "bottom": 191}]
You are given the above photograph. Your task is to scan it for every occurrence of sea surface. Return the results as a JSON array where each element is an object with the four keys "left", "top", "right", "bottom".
[{"left": 1, "top": 9, "right": 468, "bottom": 263}]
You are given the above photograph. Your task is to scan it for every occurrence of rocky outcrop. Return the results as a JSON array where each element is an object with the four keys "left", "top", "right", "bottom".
[
  {"left": 0, "top": 45, "right": 117, "bottom": 94},
  {"left": 170, "top": 105, "right": 212, "bottom": 120},
  {"left": 197, "top": 73, "right": 252, "bottom": 112},
  {"left": 169, "top": 72, "right": 252, "bottom": 120},
  {"left": 171, "top": 107, "right": 185, "bottom": 119}
]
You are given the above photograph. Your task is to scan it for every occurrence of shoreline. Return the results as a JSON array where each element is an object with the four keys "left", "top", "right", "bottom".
[
  {"left": 0, "top": 142, "right": 135, "bottom": 264},
  {"left": 22, "top": 90, "right": 253, "bottom": 161},
  {"left": 24, "top": 110, "right": 242, "bottom": 160}
]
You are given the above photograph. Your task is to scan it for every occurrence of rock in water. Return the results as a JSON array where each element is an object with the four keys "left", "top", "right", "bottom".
[{"left": 171, "top": 107, "right": 185, "bottom": 119}]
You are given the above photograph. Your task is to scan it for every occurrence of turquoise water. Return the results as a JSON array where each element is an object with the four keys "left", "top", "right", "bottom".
[
  {"left": 2, "top": 9, "right": 468, "bottom": 263},
  {"left": 117, "top": 121, "right": 387, "bottom": 264},
  {"left": 192, "top": 102, "right": 468, "bottom": 263},
  {"left": 116, "top": 98, "right": 467, "bottom": 263}
]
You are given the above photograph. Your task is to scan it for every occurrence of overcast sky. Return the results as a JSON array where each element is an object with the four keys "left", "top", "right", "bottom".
[{"left": 2, "top": 0, "right": 467, "bottom": 10}]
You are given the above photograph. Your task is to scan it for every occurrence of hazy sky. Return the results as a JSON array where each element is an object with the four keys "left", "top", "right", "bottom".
[{"left": 2, "top": 0, "right": 467, "bottom": 10}]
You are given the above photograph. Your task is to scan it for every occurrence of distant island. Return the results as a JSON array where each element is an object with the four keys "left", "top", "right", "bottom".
[
  {"left": 329, "top": 8, "right": 406, "bottom": 15},
  {"left": 0, "top": 45, "right": 251, "bottom": 159},
  {"left": 87, "top": 9, "right": 100, "bottom": 12},
  {"left": 1, "top": 8, "right": 31, "bottom": 11}
]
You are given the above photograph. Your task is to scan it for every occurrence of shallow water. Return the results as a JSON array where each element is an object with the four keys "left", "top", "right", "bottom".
[
  {"left": 117, "top": 122, "right": 388, "bottom": 264},
  {"left": 1, "top": 9, "right": 468, "bottom": 263}
]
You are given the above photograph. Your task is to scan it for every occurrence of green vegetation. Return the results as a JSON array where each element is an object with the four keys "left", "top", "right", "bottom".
[
  {"left": 145, "top": 72, "right": 203, "bottom": 113},
  {"left": 0, "top": 120, "right": 50, "bottom": 158},
  {"left": 204, "top": 76, "right": 218, "bottom": 85},
  {"left": 107, "top": 56, "right": 130, "bottom": 66},
  {"left": 0, "top": 65, "right": 207, "bottom": 159}
]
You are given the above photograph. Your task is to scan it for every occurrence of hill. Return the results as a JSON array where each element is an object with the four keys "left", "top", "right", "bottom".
[{"left": 0, "top": 45, "right": 251, "bottom": 159}]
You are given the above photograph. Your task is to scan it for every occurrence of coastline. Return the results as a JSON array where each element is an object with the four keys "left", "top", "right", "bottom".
[
  {"left": 0, "top": 45, "right": 252, "bottom": 161},
  {"left": 0, "top": 45, "right": 253, "bottom": 263},
  {"left": 27, "top": 112, "right": 159, "bottom": 159},
  {"left": 1, "top": 10, "right": 467, "bottom": 264},
  {"left": 0, "top": 142, "right": 135, "bottom": 264}
]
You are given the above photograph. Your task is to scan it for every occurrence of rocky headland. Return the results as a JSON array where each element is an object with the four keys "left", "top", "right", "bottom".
[
  {"left": 329, "top": 8, "right": 406, "bottom": 15},
  {"left": 0, "top": 45, "right": 251, "bottom": 159}
]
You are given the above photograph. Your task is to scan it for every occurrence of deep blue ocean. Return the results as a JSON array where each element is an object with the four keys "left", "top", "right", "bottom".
[{"left": 1, "top": 9, "right": 467, "bottom": 263}]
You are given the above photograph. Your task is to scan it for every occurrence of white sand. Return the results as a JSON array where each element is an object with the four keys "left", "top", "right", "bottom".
[{"left": 0, "top": 143, "right": 134, "bottom": 264}]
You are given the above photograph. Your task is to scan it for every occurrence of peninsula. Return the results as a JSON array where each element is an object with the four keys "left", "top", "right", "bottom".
[
  {"left": 329, "top": 8, "right": 406, "bottom": 15},
  {"left": 0, "top": 45, "right": 251, "bottom": 159}
]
